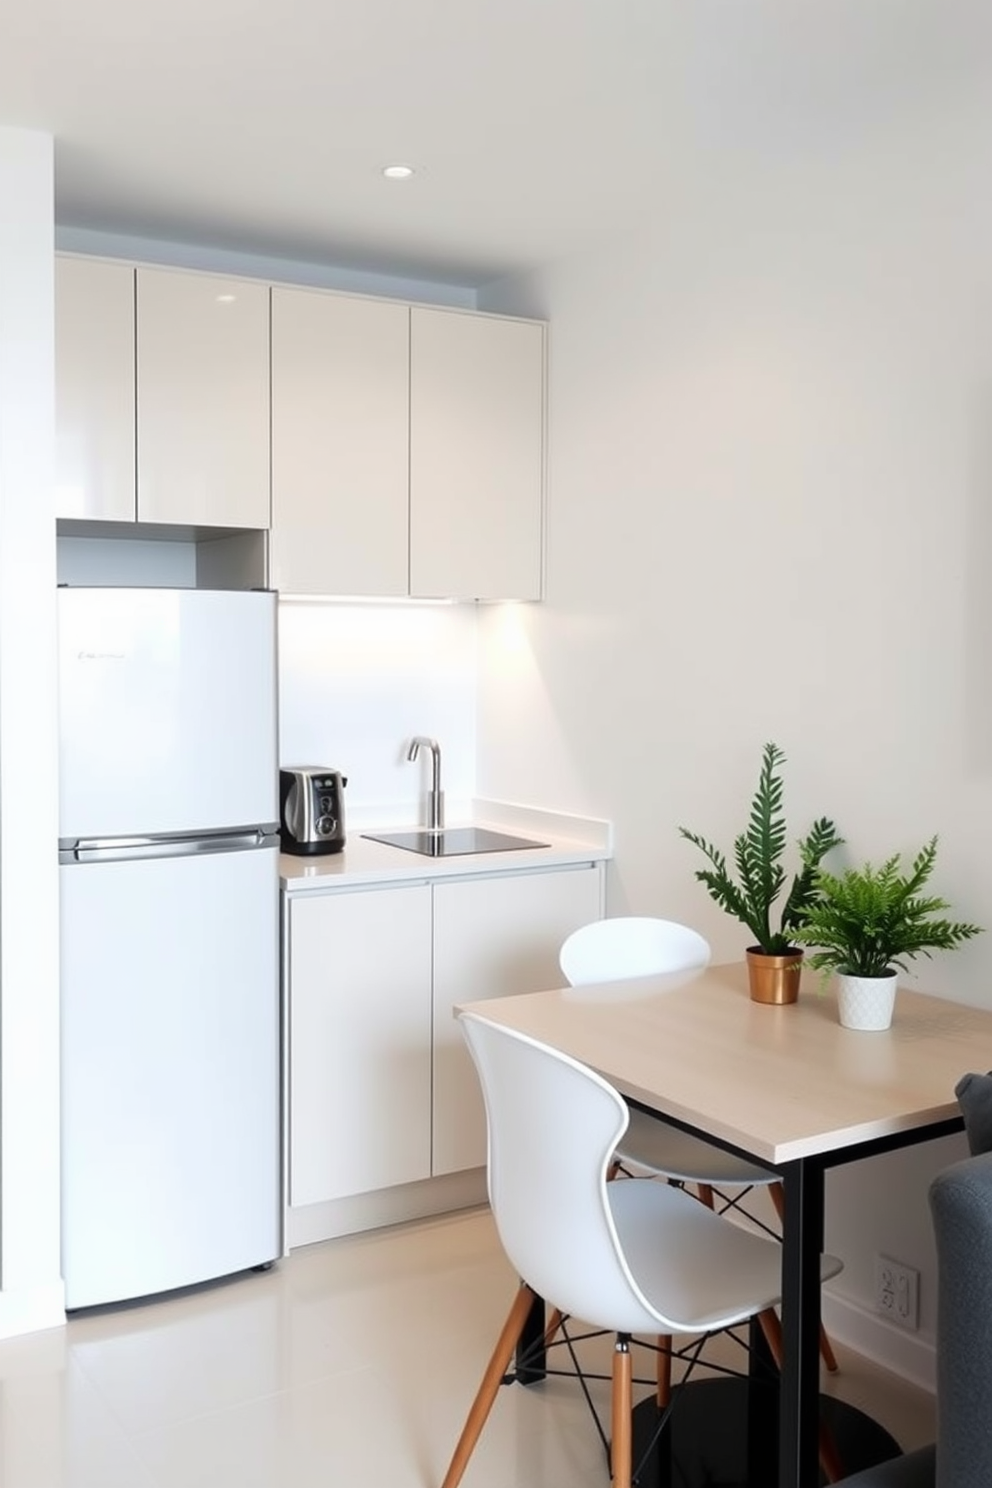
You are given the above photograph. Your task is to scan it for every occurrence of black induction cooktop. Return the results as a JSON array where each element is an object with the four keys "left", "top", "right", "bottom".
[{"left": 361, "top": 827, "right": 549, "bottom": 857}]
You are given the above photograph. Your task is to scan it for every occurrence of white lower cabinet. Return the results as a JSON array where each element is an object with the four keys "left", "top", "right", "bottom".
[
  {"left": 431, "top": 865, "right": 604, "bottom": 1176},
  {"left": 287, "top": 862, "right": 604, "bottom": 1221},
  {"left": 289, "top": 883, "right": 433, "bottom": 1206}
]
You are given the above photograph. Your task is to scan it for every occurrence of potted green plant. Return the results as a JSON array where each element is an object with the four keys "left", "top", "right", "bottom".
[
  {"left": 680, "top": 741, "right": 843, "bottom": 1004},
  {"left": 788, "top": 836, "right": 983, "bottom": 1030}
]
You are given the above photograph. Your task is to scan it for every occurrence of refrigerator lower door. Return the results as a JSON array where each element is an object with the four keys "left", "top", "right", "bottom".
[{"left": 60, "top": 842, "right": 280, "bottom": 1309}]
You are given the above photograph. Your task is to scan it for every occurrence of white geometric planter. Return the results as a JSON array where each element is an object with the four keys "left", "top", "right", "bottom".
[{"left": 835, "top": 972, "right": 898, "bottom": 1031}]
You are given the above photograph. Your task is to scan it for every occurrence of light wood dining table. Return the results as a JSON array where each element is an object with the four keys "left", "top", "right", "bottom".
[{"left": 457, "top": 960, "right": 992, "bottom": 1488}]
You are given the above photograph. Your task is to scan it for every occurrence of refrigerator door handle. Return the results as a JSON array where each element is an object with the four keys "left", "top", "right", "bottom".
[{"left": 60, "top": 826, "right": 280, "bottom": 865}]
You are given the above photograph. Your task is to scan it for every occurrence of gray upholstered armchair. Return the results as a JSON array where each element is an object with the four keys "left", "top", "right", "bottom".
[{"left": 837, "top": 1150, "right": 992, "bottom": 1486}]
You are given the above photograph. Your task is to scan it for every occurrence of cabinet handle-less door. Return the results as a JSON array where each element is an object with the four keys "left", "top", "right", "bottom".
[
  {"left": 136, "top": 268, "right": 270, "bottom": 529},
  {"left": 409, "top": 307, "right": 545, "bottom": 601},
  {"left": 271, "top": 288, "right": 410, "bottom": 597},
  {"left": 290, "top": 884, "right": 432, "bottom": 1205},
  {"left": 55, "top": 256, "right": 136, "bottom": 522},
  {"left": 432, "top": 865, "right": 604, "bottom": 1176}
]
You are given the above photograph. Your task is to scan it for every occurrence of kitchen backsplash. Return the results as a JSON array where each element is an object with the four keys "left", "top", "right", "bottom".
[{"left": 277, "top": 599, "right": 479, "bottom": 823}]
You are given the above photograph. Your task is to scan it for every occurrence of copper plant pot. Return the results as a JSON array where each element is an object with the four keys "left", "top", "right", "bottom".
[{"left": 746, "top": 947, "right": 803, "bottom": 1005}]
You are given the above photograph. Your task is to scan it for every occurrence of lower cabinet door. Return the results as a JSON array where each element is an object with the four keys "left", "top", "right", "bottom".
[
  {"left": 431, "top": 864, "right": 604, "bottom": 1176},
  {"left": 289, "top": 883, "right": 433, "bottom": 1205}
]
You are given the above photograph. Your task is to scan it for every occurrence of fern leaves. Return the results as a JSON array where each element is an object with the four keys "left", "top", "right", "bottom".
[
  {"left": 679, "top": 742, "right": 842, "bottom": 955},
  {"left": 790, "top": 836, "right": 983, "bottom": 977}
]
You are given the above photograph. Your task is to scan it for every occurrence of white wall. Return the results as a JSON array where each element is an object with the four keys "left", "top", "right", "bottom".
[
  {"left": 0, "top": 128, "right": 65, "bottom": 1336},
  {"left": 478, "top": 86, "right": 992, "bottom": 1380},
  {"left": 57, "top": 536, "right": 197, "bottom": 586}
]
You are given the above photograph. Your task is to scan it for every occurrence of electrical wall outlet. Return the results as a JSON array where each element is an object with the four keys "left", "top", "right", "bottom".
[{"left": 874, "top": 1254, "right": 920, "bottom": 1330}]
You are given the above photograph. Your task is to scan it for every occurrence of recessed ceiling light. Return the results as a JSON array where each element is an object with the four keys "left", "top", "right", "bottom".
[
  {"left": 382, "top": 164, "right": 414, "bottom": 180},
  {"left": 215, "top": 293, "right": 237, "bottom": 303}
]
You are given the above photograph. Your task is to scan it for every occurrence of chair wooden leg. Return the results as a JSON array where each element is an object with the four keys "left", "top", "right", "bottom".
[
  {"left": 755, "top": 1308, "right": 783, "bottom": 1365},
  {"left": 755, "top": 1309, "right": 844, "bottom": 1485},
  {"left": 696, "top": 1183, "right": 716, "bottom": 1208},
  {"left": 817, "top": 1320, "right": 840, "bottom": 1373},
  {"left": 816, "top": 1418, "right": 845, "bottom": 1484},
  {"left": 656, "top": 1334, "right": 672, "bottom": 1407},
  {"left": 440, "top": 1282, "right": 537, "bottom": 1488},
  {"left": 768, "top": 1181, "right": 839, "bottom": 1373},
  {"left": 611, "top": 1335, "right": 633, "bottom": 1488}
]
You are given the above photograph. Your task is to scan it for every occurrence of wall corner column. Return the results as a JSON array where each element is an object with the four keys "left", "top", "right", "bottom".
[{"left": 0, "top": 127, "right": 65, "bottom": 1336}]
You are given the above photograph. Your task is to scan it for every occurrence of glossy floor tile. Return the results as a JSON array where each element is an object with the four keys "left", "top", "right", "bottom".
[{"left": 0, "top": 1207, "right": 935, "bottom": 1487}]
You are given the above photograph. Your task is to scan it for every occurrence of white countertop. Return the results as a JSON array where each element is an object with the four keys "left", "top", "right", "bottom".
[{"left": 280, "top": 800, "right": 612, "bottom": 894}]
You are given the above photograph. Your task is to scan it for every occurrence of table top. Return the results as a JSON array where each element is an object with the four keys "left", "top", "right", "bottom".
[{"left": 458, "top": 961, "right": 992, "bottom": 1164}]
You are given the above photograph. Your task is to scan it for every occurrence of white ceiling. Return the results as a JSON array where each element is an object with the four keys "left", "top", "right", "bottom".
[{"left": 2, "top": 0, "right": 991, "bottom": 288}]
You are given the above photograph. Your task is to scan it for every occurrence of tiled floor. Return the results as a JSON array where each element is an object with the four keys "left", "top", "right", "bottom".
[{"left": 0, "top": 1207, "right": 935, "bottom": 1487}]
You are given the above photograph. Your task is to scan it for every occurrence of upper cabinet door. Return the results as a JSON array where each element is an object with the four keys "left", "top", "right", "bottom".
[
  {"left": 270, "top": 288, "right": 409, "bottom": 596},
  {"left": 136, "top": 268, "right": 270, "bottom": 529},
  {"left": 409, "top": 307, "right": 545, "bottom": 601},
  {"left": 55, "top": 256, "right": 136, "bottom": 522}
]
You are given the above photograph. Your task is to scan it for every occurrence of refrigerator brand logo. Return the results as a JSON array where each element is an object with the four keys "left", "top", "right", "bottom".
[{"left": 77, "top": 650, "right": 126, "bottom": 660}]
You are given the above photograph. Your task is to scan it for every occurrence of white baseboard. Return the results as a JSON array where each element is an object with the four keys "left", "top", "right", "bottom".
[
  {"left": 0, "top": 1281, "right": 66, "bottom": 1341},
  {"left": 287, "top": 1169, "right": 489, "bottom": 1250},
  {"left": 822, "top": 1289, "right": 936, "bottom": 1393}
]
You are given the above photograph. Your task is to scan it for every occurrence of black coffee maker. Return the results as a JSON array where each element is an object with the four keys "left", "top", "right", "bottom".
[{"left": 278, "top": 767, "right": 347, "bottom": 855}]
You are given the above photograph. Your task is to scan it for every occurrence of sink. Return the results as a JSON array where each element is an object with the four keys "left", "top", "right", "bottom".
[{"left": 361, "top": 827, "right": 549, "bottom": 858}]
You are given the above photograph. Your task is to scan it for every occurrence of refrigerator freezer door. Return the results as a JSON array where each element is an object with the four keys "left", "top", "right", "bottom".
[
  {"left": 60, "top": 843, "right": 281, "bottom": 1309},
  {"left": 57, "top": 587, "right": 278, "bottom": 840}
]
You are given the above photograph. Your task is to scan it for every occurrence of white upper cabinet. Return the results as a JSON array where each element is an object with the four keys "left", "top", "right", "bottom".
[
  {"left": 270, "top": 288, "right": 410, "bottom": 596},
  {"left": 55, "top": 256, "right": 136, "bottom": 521},
  {"left": 136, "top": 267, "right": 270, "bottom": 529},
  {"left": 409, "top": 307, "right": 545, "bottom": 601},
  {"left": 54, "top": 256, "right": 546, "bottom": 591}
]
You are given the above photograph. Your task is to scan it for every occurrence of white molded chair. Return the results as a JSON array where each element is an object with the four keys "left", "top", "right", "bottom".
[
  {"left": 440, "top": 1010, "right": 843, "bottom": 1488},
  {"left": 559, "top": 916, "right": 839, "bottom": 1385},
  {"left": 558, "top": 916, "right": 712, "bottom": 988}
]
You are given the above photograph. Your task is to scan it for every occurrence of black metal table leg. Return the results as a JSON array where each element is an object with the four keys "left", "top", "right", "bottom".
[
  {"left": 515, "top": 1289, "right": 547, "bottom": 1383},
  {"left": 779, "top": 1158, "right": 826, "bottom": 1488},
  {"left": 747, "top": 1313, "right": 779, "bottom": 1485}
]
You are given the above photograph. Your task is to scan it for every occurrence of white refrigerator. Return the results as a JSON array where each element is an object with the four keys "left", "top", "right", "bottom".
[{"left": 58, "top": 586, "right": 282, "bottom": 1310}]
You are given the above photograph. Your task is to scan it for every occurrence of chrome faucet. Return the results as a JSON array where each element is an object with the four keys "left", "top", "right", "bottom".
[
  {"left": 407, "top": 735, "right": 446, "bottom": 833},
  {"left": 407, "top": 736, "right": 444, "bottom": 832}
]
